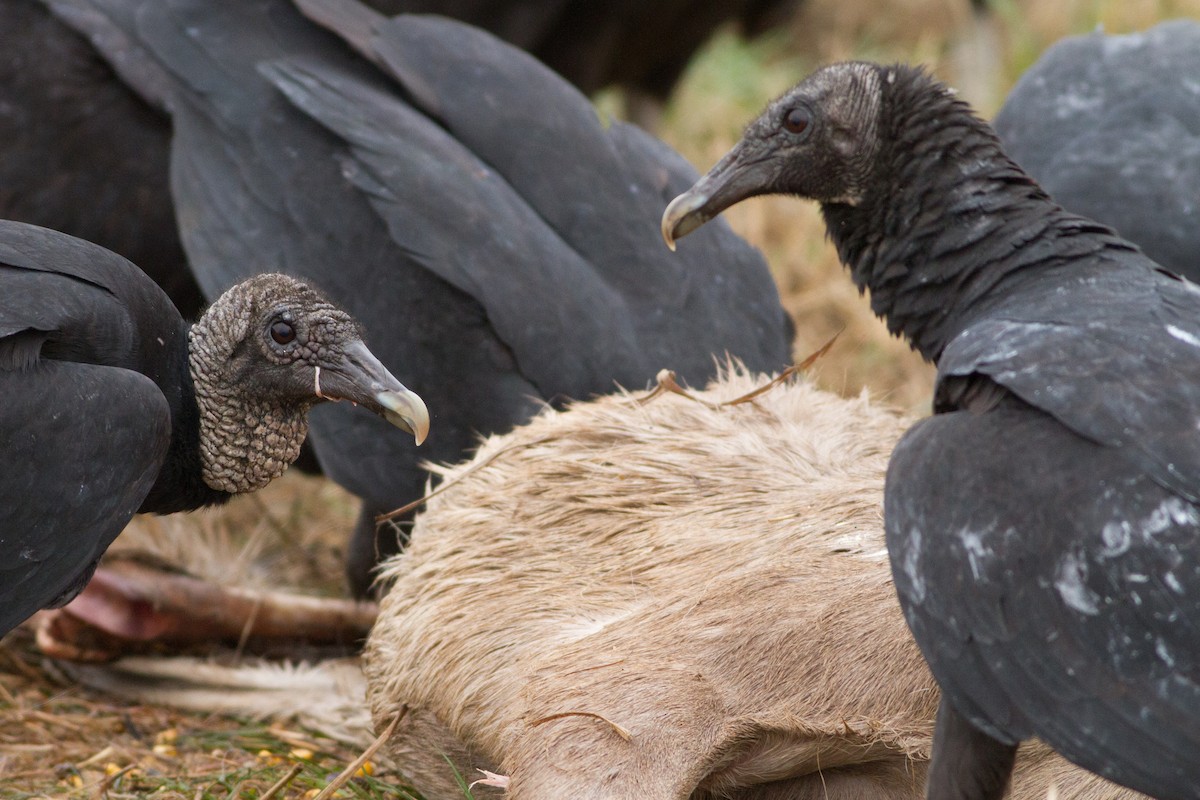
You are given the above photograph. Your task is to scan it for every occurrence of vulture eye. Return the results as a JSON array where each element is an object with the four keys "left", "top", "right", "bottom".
[
  {"left": 783, "top": 107, "right": 811, "bottom": 136},
  {"left": 270, "top": 320, "right": 297, "bottom": 345}
]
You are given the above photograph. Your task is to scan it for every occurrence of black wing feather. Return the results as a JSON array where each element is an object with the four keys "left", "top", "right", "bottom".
[
  {"left": 307, "top": 10, "right": 792, "bottom": 383},
  {"left": 0, "top": 363, "right": 169, "bottom": 635},
  {"left": 939, "top": 250, "right": 1200, "bottom": 503},
  {"left": 262, "top": 56, "right": 646, "bottom": 398},
  {"left": 0, "top": 220, "right": 183, "bottom": 379},
  {"left": 0, "top": 221, "right": 176, "bottom": 635},
  {"left": 994, "top": 20, "right": 1200, "bottom": 280},
  {"left": 887, "top": 406, "right": 1200, "bottom": 796}
]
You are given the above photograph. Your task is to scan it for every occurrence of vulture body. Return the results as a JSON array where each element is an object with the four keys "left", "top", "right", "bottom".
[
  {"left": 0, "top": 0, "right": 202, "bottom": 318},
  {"left": 41, "top": 0, "right": 792, "bottom": 594},
  {"left": 0, "top": 0, "right": 790, "bottom": 326},
  {"left": 0, "top": 219, "right": 426, "bottom": 637},
  {"left": 994, "top": 19, "right": 1200, "bottom": 281},
  {"left": 664, "top": 62, "right": 1200, "bottom": 799}
]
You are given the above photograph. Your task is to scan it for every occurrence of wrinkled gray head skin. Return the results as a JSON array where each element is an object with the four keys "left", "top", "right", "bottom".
[
  {"left": 188, "top": 273, "right": 429, "bottom": 494},
  {"left": 662, "top": 62, "right": 883, "bottom": 247}
]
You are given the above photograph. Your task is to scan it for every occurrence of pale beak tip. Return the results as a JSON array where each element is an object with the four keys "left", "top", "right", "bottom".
[
  {"left": 377, "top": 388, "right": 430, "bottom": 446},
  {"left": 411, "top": 421, "right": 429, "bottom": 447},
  {"left": 661, "top": 191, "right": 709, "bottom": 252},
  {"left": 661, "top": 216, "right": 678, "bottom": 251}
]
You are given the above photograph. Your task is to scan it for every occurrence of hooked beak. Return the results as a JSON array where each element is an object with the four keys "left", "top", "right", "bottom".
[
  {"left": 317, "top": 340, "right": 430, "bottom": 446},
  {"left": 661, "top": 142, "right": 773, "bottom": 250}
]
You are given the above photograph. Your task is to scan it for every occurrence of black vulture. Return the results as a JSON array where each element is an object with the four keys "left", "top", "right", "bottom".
[
  {"left": 0, "top": 219, "right": 428, "bottom": 638},
  {"left": 0, "top": 0, "right": 204, "bottom": 319},
  {"left": 993, "top": 19, "right": 1200, "bottom": 281},
  {"left": 40, "top": 0, "right": 793, "bottom": 595},
  {"left": 0, "top": 0, "right": 792, "bottom": 324},
  {"left": 663, "top": 62, "right": 1200, "bottom": 799}
]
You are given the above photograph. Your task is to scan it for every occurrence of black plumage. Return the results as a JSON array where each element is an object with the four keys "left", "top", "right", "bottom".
[
  {"left": 994, "top": 19, "right": 1200, "bottom": 281},
  {"left": 0, "top": 0, "right": 792, "bottom": 325},
  {"left": 361, "top": 0, "right": 793, "bottom": 104},
  {"left": 663, "top": 62, "right": 1200, "bottom": 799},
  {"left": 42, "top": 0, "right": 792, "bottom": 595},
  {"left": 0, "top": 0, "right": 203, "bottom": 319},
  {"left": 0, "top": 219, "right": 427, "bottom": 637}
]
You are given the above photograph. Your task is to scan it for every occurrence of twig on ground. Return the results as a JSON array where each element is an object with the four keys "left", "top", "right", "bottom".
[{"left": 311, "top": 707, "right": 406, "bottom": 800}]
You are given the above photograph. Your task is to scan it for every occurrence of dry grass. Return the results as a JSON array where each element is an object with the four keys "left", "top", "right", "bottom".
[
  {"left": 109, "top": 472, "right": 359, "bottom": 596},
  {"left": 0, "top": 473, "right": 415, "bottom": 799},
  {"left": 2, "top": 1, "right": 1192, "bottom": 796},
  {"left": 0, "top": 619, "right": 417, "bottom": 799}
]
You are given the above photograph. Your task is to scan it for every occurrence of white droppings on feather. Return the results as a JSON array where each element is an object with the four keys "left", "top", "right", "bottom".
[{"left": 1055, "top": 552, "right": 1100, "bottom": 615}]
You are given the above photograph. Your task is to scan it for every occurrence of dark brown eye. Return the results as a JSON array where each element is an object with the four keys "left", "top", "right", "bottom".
[
  {"left": 270, "top": 320, "right": 296, "bottom": 345},
  {"left": 783, "top": 107, "right": 811, "bottom": 135}
]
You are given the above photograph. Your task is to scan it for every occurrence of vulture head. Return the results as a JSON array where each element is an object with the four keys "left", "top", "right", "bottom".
[{"left": 188, "top": 273, "right": 429, "bottom": 494}]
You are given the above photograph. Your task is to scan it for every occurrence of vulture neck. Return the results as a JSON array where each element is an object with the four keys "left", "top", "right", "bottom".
[
  {"left": 820, "top": 66, "right": 1130, "bottom": 363},
  {"left": 186, "top": 306, "right": 313, "bottom": 496},
  {"left": 137, "top": 319, "right": 233, "bottom": 514}
]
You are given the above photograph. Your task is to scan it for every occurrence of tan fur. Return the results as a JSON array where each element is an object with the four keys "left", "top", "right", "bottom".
[{"left": 364, "top": 367, "right": 1143, "bottom": 800}]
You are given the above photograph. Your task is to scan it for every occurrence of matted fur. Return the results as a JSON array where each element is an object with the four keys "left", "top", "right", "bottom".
[{"left": 364, "top": 367, "right": 1142, "bottom": 799}]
